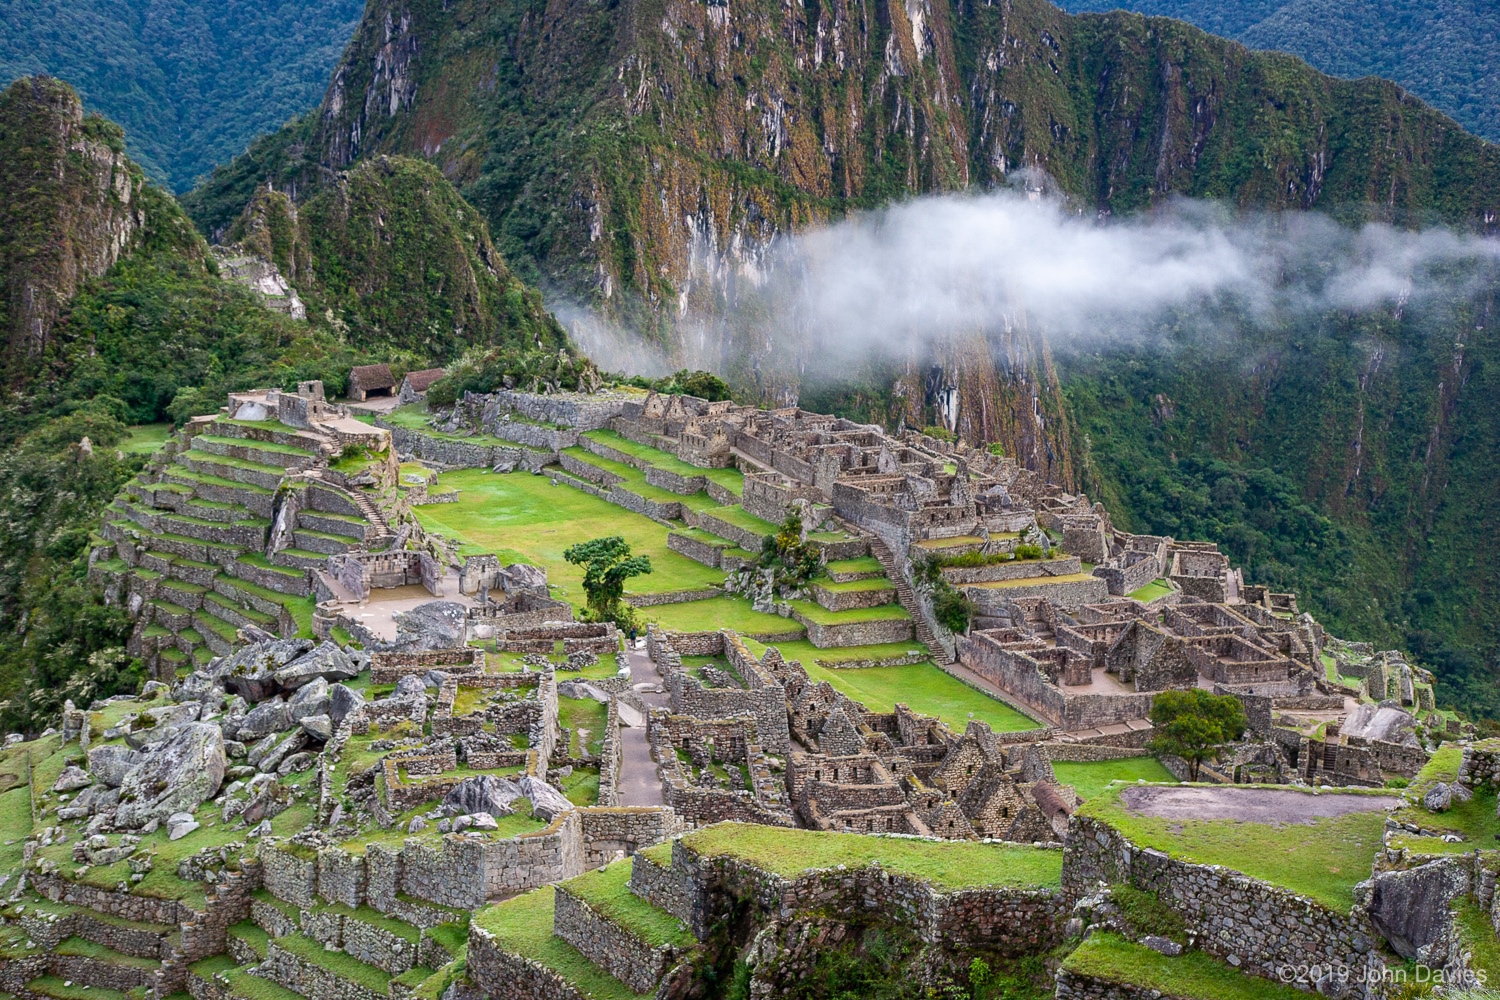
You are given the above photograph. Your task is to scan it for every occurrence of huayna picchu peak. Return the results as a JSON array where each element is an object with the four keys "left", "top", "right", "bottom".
[{"left": 2, "top": 0, "right": 1500, "bottom": 997}]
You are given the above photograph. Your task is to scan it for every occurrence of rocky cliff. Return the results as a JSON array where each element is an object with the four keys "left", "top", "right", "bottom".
[{"left": 0, "top": 77, "right": 149, "bottom": 368}]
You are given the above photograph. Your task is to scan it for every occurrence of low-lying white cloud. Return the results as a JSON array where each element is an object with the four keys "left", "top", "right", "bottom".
[{"left": 561, "top": 186, "right": 1500, "bottom": 376}]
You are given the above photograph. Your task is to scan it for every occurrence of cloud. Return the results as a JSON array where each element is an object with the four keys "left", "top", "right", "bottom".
[{"left": 557, "top": 185, "right": 1500, "bottom": 376}]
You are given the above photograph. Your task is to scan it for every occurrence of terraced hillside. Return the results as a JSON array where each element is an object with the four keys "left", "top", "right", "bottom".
[{"left": 91, "top": 398, "right": 395, "bottom": 676}]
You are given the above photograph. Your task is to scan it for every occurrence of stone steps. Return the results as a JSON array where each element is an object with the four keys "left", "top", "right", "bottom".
[{"left": 865, "top": 531, "right": 952, "bottom": 664}]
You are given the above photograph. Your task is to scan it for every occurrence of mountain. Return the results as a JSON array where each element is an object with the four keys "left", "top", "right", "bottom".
[
  {"left": 181, "top": 0, "right": 1500, "bottom": 714},
  {"left": 0, "top": 76, "right": 573, "bottom": 728},
  {"left": 1053, "top": 0, "right": 1500, "bottom": 144},
  {"left": 0, "top": 0, "right": 362, "bottom": 191}
]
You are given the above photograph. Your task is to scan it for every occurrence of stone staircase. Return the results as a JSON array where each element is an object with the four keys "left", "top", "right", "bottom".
[{"left": 861, "top": 530, "right": 953, "bottom": 664}]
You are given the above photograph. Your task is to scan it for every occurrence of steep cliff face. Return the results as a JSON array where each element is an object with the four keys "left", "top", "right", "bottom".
[
  {"left": 191, "top": 0, "right": 1500, "bottom": 327},
  {"left": 0, "top": 77, "right": 147, "bottom": 368},
  {"left": 227, "top": 157, "right": 568, "bottom": 356}
]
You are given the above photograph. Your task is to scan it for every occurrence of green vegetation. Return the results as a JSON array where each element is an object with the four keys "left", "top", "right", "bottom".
[
  {"left": 1057, "top": 0, "right": 1500, "bottom": 143},
  {"left": 787, "top": 601, "right": 911, "bottom": 626},
  {"left": 740, "top": 637, "right": 1038, "bottom": 733},
  {"left": 913, "top": 555, "right": 978, "bottom": 634},
  {"left": 1062, "top": 932, "right": 1310, "bottom": 1000},
  {"left": 121, "top": 424, "right": 172, "bottom": 454},
  {"left": 560, "top": 860, "right": 694, "bottom": 949},
  {"left": 411, "top": 469, "right": 725, "bottom": 607},
  {"left": 680, "top": 822, "right": 1062, "bottom": 891},
  {"left": 564, "top": 536, "right": 652, "bottom": 626},
  {"left": 0, "top": 1, "right": 360, "bottom": 191},
  {"left": 1148, "top": 690, "right": 1248, "bottom": 781},
  {"left": 558, "top": 694, "right": 609, "bottom": 758},
  {"left": 645, "top": 597, "right": 798, "bottom": 638},
  {"left": 1050, "top": 757, "right": 1179, "bottom": 800},
  {"left": 474, "top": 887, "right": 648, "bottom": 1000},
  {"left": 1128, "top": 580, "right": 1174, "bottom": 603},
  {"left": 1078, "top": 785, "right": 1388, "bottom": 910}
]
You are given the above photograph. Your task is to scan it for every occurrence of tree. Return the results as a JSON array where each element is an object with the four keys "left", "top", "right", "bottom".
[
  {"left": 563, "top": 536, "right": 652, "bottom": 622},
  {"left": 1147, "top": 689, "right": 1247, "bottom": 781}
]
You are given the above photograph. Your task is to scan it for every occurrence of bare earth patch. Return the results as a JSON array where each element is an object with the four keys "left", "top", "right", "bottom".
[{"left": 1120, "top": 785, "right": 1399, "bottom": 824}]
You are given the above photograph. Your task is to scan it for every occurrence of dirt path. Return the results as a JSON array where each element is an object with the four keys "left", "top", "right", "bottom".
[{"left": 1120, "top": 785, "right": 1399, "bottom": 824}]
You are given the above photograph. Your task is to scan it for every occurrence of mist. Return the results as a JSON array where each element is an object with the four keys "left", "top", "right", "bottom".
[{"left": 563, "top": 186, "right": 1500, "bottom": 378}]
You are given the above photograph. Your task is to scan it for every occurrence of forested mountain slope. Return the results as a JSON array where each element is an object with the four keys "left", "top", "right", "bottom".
[
  {"left": 0, "top": 76, "right": 571, "bottom": 729},
  {"left": 1055, "top": 0, "right": 1500, "bottom": 144},
  {"left": 0, "top": 0, "right": 362, "bottom": 190}
]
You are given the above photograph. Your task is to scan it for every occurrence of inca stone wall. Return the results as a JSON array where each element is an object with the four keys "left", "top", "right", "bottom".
[
  {"left": 553, "top": 882, "right": 679, "bottom": 993},
  {"left": 1064, "top": 815, "right": 1386, "bottom": 981}
]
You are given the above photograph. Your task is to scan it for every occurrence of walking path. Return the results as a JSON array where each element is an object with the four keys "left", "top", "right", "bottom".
[{"left": 617, "top": 647, "right": 668, "bottom": 807}]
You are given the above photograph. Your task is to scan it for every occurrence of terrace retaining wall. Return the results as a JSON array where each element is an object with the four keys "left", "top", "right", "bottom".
[{"left": 1064, "top": 814, "right": 1387, "bottom": 983}]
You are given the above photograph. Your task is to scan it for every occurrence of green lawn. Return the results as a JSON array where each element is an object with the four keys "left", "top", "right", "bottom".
[
  {"left": 122, "top": 423, "right": 173, "bottom": 454},
  {"left": 1128, "top": 579, "right": 1174, "bottom": 603},
  {"left": 473, "top": 887, "right": 648, "bottom": 1000},
  {"left": 559, "top": 860, "right": 694, "bottom": 949},
  {"left": 1051, "top": 758, "right": 1179, "bottom": 800},
  {"left": 741, "top": 637, "right": 1039, "bottom": 733},
  {"left": 825, "top": 556, "right": 884, "bottom": 577},
  {"left": 697, "top": 505, "right": 780, "bottom": 539},
  {"left": 558, "top": 694, "right": 609, "bottom": 757},
  {"left": 1078, "top": 786, "right": 1389, "bottom": 911},
  {"left": 411, "top": 469, "right": 725, "bottom": 607},
  {"left": 1062, "top": 933, "right": 1308, "bottom": 1000},
  {"left": 741, "top": 637, "right": 927, "bottom": 667},
  {"left": 678, "top": 822, "right": 1062, "bottom": 891},
  {"left": 644, "top": 596, "right": 800, "bottom": 637}
]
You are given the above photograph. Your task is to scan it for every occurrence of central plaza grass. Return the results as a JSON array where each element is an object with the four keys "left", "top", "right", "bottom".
[
  {"left": 1062, "top": 933, "right": 1308, "bottom": 1000},
  {"left": 678, "top": 822, "right": 1062, "bottom": 890},
  {"left": 1078, "top": 785, "right": 1388, "bottom": 911},
  {"left": 1050, "top": 758, "right": 1179, "bottom": 800},
  {"left": 739, "top": 637, "right": 1039, "bottom": 733},
  {"left": 474, "top": 887, "right": 648, "bottom": 1000},
  {"left": 411, "top": 469, "right": 724, "bottom": 605}
]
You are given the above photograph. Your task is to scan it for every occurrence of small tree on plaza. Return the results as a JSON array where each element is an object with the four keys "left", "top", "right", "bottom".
[
  {"left": 563, "top": 536, "right": 652, "bottom": 625},
  {"left": 1147, "top": 689, "right": 1247, "bottom": 781}
]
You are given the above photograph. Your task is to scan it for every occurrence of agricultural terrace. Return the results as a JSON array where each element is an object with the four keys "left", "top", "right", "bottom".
[
  {"left": 1063, "top": 933, "right": 1311, "bottom": 1000},
  {"left": 670, "top": 821, "right": 1063, "bottom": 891},
  {"left": 1077, "top": 784, "right": 1395, "bottom": 911},
  {"left": 1386, "top": 742, "right": 1500, "bottom": 855}
]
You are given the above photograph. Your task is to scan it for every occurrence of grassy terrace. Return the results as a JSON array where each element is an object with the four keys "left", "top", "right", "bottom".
[
  {"left": 1077, "top": 785, "right": 1389, "bottom": 911},
  {"left": 560, "top": 860, "right": 694, "bottom": 949},
  {"left": 698, "top": 504, "right": 779, "bottom": 538},
  {"left": 676, "top": 822, "right": 1062, "bottom": 890},
  {"left": 825, "top": 556, "right": 883, "bottom": 577},
  {"left": 810, "top": 575, "right": 895, "bottom": 593},
  {"left": 645, "top": 597, "right": 800, "bottom": 637},
  {"left": 581, "top": 429, "right": 745, "bottom": 496},
  {"left": 739, "top": 637, "right": 1039, "bottom": 733},
  {"left": 1051, "top": 758, "right": 1179, "bottom": 800},
  {"left": 475, "top": 887, "right": 648, "bottom": 1000},
  {"left": 788, "top": 600, "right": 910, "bottom": 624},
  {"left": 1387, "top": 743, "right": 1500, "bottom": 854},
  {"left": 382, "top": 403, "right": 524, "bottom": 447},
  {"left": 561, "top": 448, "right": 720, "bottom": 510},
  {"left": 1062, "top": 933, "right": 1308, "bottom": 1000},
  {"left": 411, "top": 469, "right": 725, "bottom": 607},
  {"left": 965, "top": 572, "right": 1102, "bottom": 590}
]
